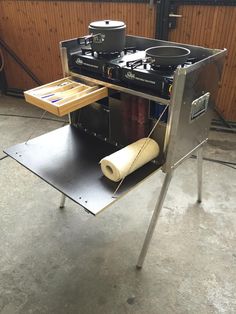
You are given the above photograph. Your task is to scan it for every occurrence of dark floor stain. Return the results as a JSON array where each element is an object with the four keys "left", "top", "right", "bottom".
[{"left": 127, "top": 296, "right": 136, "bottom": 305}]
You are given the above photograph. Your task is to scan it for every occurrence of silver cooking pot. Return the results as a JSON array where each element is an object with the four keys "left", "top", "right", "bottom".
[{"left": 78, "top": 20, "right": 126, "bottom": 53}]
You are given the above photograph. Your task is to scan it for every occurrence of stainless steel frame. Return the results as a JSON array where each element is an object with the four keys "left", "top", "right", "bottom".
[
  {"left": 197, "top": 147, "right": 203, "bottom": 203},
  {"left": 136, "top": 170, "right": 173, "bottom": 268},
  {"left": 59, "top": 35, "right": 226, "bottom": 267}
]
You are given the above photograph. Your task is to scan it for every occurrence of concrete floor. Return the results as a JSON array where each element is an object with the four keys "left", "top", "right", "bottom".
[{"left": 0, "top": 95, "right": 236, "bottom": 314}]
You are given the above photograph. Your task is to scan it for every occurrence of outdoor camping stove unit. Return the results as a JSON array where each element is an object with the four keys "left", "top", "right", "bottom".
[
  {"left": 5, "top": 33, "right": 226, "bottom": 268},
  {"left": 61, "top": 34, "right": 226, "bottom": 174}
]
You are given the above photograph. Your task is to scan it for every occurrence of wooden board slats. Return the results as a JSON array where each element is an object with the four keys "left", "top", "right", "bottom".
[
  {"left": 0, "top": 1, "right": 156, "bottom": 90},
  {"left": 169, "top": 5, "right": 236, "bottom": 121},
  {"left": 1, "top": 2, "right": 235, "bottom": 121}
]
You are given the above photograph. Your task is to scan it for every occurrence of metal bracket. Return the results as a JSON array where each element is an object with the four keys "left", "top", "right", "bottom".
[
  {"left": 190, "top": 92, "right": 210, "bottom": 122},
  {"left": 168, "top": 3, "right": 182, "bottom": 30}
]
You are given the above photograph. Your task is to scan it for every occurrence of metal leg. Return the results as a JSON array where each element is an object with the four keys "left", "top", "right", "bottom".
[
  {"left": 59, "top": 193, "right": 66, "bottom": 209},
  {"left": 136, "top": 171, "right": 173, "bottom": 269},
  {"left": 197, "top": 147, "right": 203, "bottom": 203},
  {"left": 57, "top": 113, "right": 71, "bottom": 210}
]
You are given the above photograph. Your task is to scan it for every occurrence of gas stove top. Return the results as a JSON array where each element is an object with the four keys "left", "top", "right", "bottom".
[{"left": 70, "top": 46, "right": 195, "bottom": 99}]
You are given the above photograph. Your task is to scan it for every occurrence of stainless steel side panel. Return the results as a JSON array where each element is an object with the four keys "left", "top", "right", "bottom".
[{"left": 163, "top": 50, "right": 226, "bottom": 172}]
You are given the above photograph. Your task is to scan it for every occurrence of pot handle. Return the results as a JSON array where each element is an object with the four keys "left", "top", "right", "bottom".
[
  {"left": 146, "top": 57, "right": 155, "bottom": 64},
  {"left": 77, "top": 33, "right": 105, "bottom": 46}
]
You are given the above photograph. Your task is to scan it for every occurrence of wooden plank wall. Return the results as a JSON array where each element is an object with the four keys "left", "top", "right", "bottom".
[
  {"left": 0, "top": 1, "right": 156, "bottom": 89},
  {"left": 169, "top": 5, "right": 236, "bottom": 121},
  {"left": 0, "top": 2, "right": 235, "bottom": 120}
]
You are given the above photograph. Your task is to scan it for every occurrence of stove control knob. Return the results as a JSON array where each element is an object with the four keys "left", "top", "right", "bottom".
[
  {"left": 102, "top": 65, "right": 120, "bottom": 80},
  {"left": 107, "top": 67, "right": 113, "bottom": 79}
]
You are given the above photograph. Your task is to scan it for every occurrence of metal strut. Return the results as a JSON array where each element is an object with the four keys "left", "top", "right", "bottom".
[
  {"left": 58, "top": 113, "right": 71, "bottom": 209},
  {"left": 136, "top": 171, "right": 173, "bottom": 269},
  {"left": 197, "top": 147, "right": 203, "bottom": 203}
]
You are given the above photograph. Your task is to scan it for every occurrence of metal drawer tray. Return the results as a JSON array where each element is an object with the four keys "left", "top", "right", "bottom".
[
  {"left": 4, "top": 125, "right": 161, "bottom": 215},
  {"left": 24, "top": 77, "right": 108, "bottom": 117}
]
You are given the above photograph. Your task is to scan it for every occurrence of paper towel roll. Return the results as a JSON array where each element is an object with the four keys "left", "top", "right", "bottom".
[{"left": 100, "top": 138, "right": 159, "bottom": 182}]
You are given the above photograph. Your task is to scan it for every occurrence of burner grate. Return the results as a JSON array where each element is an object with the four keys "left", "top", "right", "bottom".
[
  {"left": 97, "top": 51, "right": 121, "bottom": 59},
  {"left": 81, "top": 48, "right": 95, "bottom": 56},
  {"left": 124, "top": 47, "right": 137, "bottom": 55},
  {"left": 80, "top": 47, "right": 138, "bottom": 59},
  {"left": 151, "top": 64, "right": 178, "bottom": 72}
]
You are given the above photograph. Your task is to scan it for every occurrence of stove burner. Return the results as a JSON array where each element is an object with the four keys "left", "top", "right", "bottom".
[
  {"left": 81, "top": 47, "right": 137, "bottom": 59},
  {"left": 73, "top": 44, "right": 197, "bottom": 99},
  {"left": 81, "top": 48, "right": 95, "bottom": 56},
  {"left": 69, "top": 35, "right": 204, "bottom": 101},
  {"left": 151, "top": 64, "right": 178, "bottom": 73},
  {"left": 124, "top": 47, "right": 137, "bottom": 54},
  {"left": 151, "top": 59, "right": 195, "bottom": 73},
  {"left": 81, "top": 47, "right": 121, "bottom": 59},
  {"left": 97, "top": 51, "right": 121, "bottom": 59}
]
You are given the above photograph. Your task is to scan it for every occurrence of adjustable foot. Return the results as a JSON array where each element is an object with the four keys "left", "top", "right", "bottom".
[
  {"left": 59, "top": 193, "right": 66, "bottom": 209},
  {"left": 136, "top": 265, "right": 142, "bottom": 270}
]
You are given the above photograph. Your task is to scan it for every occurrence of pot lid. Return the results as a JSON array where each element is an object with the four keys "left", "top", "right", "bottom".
[{"left": 89, "top": 20, "right": 126, "bottom": 29}]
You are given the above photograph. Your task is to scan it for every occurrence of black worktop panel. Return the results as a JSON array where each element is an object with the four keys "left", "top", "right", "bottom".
[{"left": 4, "top": 125, "right": 160, "bottom": 215}]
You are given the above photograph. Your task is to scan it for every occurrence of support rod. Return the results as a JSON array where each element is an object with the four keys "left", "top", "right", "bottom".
[
  {"left": 0, "top": 38, "right": 42, "bottom": 85},
  {"left": 197, "top": 147, "right": 203, "bottom": 203},
  {"left": 136, "top": 171, "right": 173, "bottom": 269}
]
